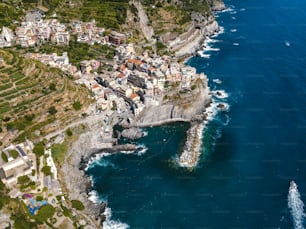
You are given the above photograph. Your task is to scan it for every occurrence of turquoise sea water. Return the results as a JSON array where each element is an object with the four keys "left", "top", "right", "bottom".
[{"left": 86, "top": 0, "right": 306, "bottom": 228}]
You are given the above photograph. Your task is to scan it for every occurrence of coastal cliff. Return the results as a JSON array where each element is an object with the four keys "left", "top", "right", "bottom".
[{"left": 135, "top": 76, "right": 211, "bottom": 127}]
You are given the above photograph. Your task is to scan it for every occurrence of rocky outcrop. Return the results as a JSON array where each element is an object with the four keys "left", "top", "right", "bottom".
[
  {"left": 134, "top": 77, "right": 211, "bottom": 127},
  {"left": 174, "top": 12, "right": 220, "bottom": 56},
  {"left": 121, "top": 127, "right": 144, "bottom": 139},
  {"left": 207, "top": 0, "right": 226, "bottom": 11}
]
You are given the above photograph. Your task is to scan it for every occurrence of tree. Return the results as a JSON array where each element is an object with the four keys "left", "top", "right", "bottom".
[
  {"left": 71, "top": 200, "right": 85, "bottom": 211},
  {"left": 66, "top": 128, "right": 73, "bottom": 137},
  {"left": 48, "top": 106, "right": 57, "bottom": 115},
  {"left": 1, "top": 152, "right": 8, "bottom": 162},
  {"left": 17, "top": 175, "right": 30, "bottom": 185},
  {"left": 35, "top": 205, "right": 55, "bottom": 222},
  {"left": 33, "top": 142, "right": 44, "bottom": 157},
  {"left": 72, "top": 101, "right": 82, "bottom": 111},
  {"left": 41, "top": 166, "right": 52, "bottom": 176},
  {"left": 49, "top": 83, "right": 56, "bottom": 91},
  {"left": 36, "top": 196, "right": 43, "bottom": 201},
  {"left": 9, "top": 149, "right": 19, "bottom": 159}
]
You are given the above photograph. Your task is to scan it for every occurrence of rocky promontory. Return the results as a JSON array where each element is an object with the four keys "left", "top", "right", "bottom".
[{"left": 134, "top": 76, "right": 211, "bottom": 127}]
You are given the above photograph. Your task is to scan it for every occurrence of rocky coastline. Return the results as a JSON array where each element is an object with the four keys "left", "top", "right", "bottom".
[
  {"left": 60, "top": 3, "right": 226, "bottom": 228},
  {"left": 60, "top": 118, "right": 142, "bottom": 227}
]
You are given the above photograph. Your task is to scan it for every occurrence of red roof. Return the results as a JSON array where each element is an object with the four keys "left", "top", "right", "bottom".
[
  {"left": 127, "top": 59, "right": 143, "bottom": 65},
  {"left": 117, "top": 73, "right": 125, "bottom": 78},
  {"left": 130, "top": 93, "right": 139, "bottom": 100},
  {"left": 120, "top": 65, "right": 127, "bottom": 71},
  {"left": 92, "top": 84, "right": 100, "bottom": 89}
]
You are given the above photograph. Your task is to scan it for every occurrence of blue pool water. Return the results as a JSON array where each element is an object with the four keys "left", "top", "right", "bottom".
[{"left": 86, "top": 0, "right": 306, "bottom": 228}]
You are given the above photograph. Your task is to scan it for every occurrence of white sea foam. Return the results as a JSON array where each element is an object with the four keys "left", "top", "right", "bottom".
[
  {"left": 212, "top": 90, "right": 229, "bottom": 99},
  {"left": 216, "top": 102, "right": 230, "bottom": 112},
  {"left": 88, "top": 190, "right": 102, "bottom": 204},
  {"left": 212, "top": 26, "right": 224, "bottom": 38},
  {"left": 285, "top": 41, "right": 291, "bottom": 47},
  {"left": 142, "top": 130, "right": 148, "bottom": 137},
  {"left": 230, "top": 29, "right": 237, "bottom": 33},
  {"left": 219, "top": 7, "right": 234, "bottom": 13},
  {"left": 103, "top": 207, "right": 130, "bottom": 229},
  {"left": 212, "top": 78, "right": 222, "bottom": 84},
  {"left": 230, "top": 11, "right": 237, "bottom": 15},
  {"left": 206, "top": 38, "right": 219, "bottom": 43},
  {"left": 233, "top": 42, "right": 240, "bottom": 46},
  {"left": 197, "top": 51, "right": 211, "bottom": 59},
  {"left": 231, "top": 16, "right": 236, "bottom": 20},
  {"left": 85, "top": 152, "right": 113, "bottom": 170},
  {"left": 205, "top": 46, "right": 220, "bottom": 52},
  {"left": 136, "top": 145, "right": 148, "bottom": 155},
  {"left": 240, "top": 8, "right": 246, "bottom": 12},
  {"left": 288, "top": 181, "right": 306, "bottom": 229},
  {"left": 204, "top": 102, "right": 218, "bottom": 122}
]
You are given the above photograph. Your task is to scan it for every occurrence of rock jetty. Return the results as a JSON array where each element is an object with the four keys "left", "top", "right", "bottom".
[{"left": 178, "top": 122, "right": 205, "bottom": 168}]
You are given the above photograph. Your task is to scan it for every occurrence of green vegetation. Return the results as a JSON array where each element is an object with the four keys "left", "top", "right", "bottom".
[
  {"left": 0, "top": 2, "right": 26, "bottom": 28},
  {"left": 11, "top": 202, "right": 37, "bottom": 229},
  {"left": 1, "top": 152, "right": 8, "bottom": 162},
  {"left": 41, "top": 165, "right": 52, "bottom": 176},
  {"left": 66, "top": 128, "right": 73, "bottom": 137},
  {"left": 37, "top": 38, "right": 116, "bottom": 66},
  {"left": 49, "top": 83, "right": 56, "bottom": 91},
  {"left": 72, "top": 101, "right": 82, "bottom": 111},
  {"left": 0, "top": 49, "right": 91, "bottom": 145},
  {"left": 182, "top": 0, "right": 211, "bottom": 14},
  {"left": 35, "top": 205, "right": 55, "bottom": 222},
  {"left": 33, "top": 142, "right": 45, "bottom": 157},
  {"left": 17, "top": 175, "right": 30, "bottom": 185},
  {"left": 51, "top": 143, "right": 68, "bottom": 165},
  {"left": 71, "top": 200, "right": 85, "bottom": 211},
  {"left": 156, "top": 41, "right": 167, "bottom": 54},
  {"left": 36, "top": 196, "right": 44, "bottom": 201},
  {"left": 48, "top": 106, "right": 57, "bottom": 115},
  {"left": 53, "top": 0, "right": 129, "bottom": 29},
  {"left": 0, "top": 180, "right": 9, "bottom": 210},
  {"left": 9, "top": 149, "right": 19, "bottom": 159}
]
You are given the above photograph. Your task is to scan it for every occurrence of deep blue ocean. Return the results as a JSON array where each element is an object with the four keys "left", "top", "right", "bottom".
[{"left": 86, "top": 0, "right": 306, "bottom": 228}]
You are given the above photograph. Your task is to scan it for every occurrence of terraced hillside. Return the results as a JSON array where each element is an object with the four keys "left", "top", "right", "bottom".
[
  {"left": 0, "top": 49, "right": 91, "bottom": 147},
  {"left": 49, "top": 0, "right": 129, "bottom": 29}
]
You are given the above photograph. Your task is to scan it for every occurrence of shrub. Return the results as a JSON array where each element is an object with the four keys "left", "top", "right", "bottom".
[
  {"left": 71, "top": 200, "right": 85, "bottom": 211},
  {"left": 24, "top": 114, "right": 35, "bottom": 122},
  {"left": 72, "top": 101, "right": 82, "bottom": 111},
  {"left": 36, "top": 196, "right": 43, "bottom": 201},
  {"left": 49, "top": 83, "right": 56, "bottom": 91},
  {"left": 48, "top": 106, "right": 57, "bottom": 115},
  {"left": 66, "top": 128, "right": 73, "bottom": 137}
]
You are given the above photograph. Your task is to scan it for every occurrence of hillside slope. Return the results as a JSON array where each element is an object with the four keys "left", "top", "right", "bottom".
[{"left": 0, "top": 49, "right": 91, "bottom": 147}]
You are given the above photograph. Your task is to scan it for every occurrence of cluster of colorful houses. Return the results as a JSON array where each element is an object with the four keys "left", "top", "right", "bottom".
[
  {"left": 0, "top": 9, "right": 127, "bottom": 48},
  {"left": 1, "top": 8, "right": 200, "bottom": 120},
  {"left": 75, "top": 44, "right": 200, "bottom": 118}
]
